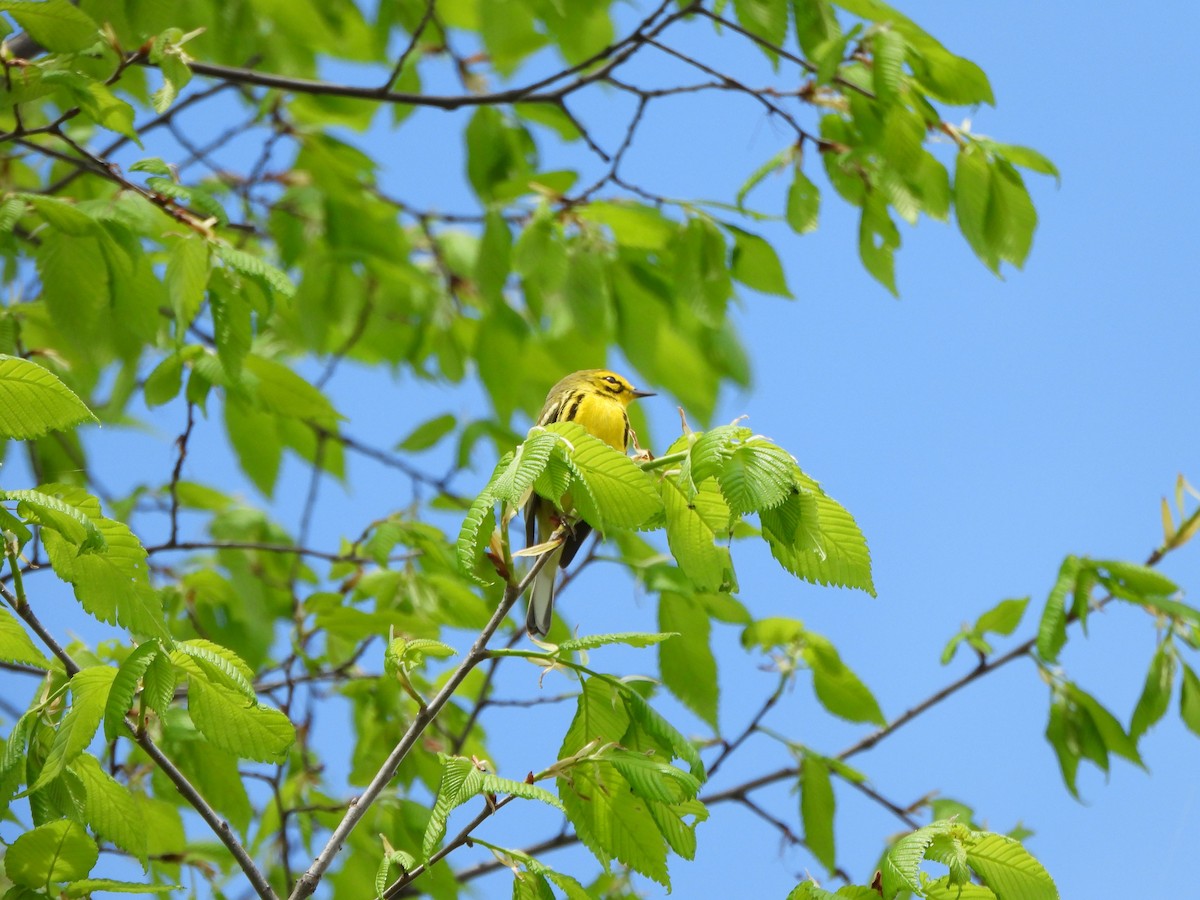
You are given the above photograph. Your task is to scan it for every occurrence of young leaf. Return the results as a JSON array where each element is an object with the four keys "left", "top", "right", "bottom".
[
  {"left": 787, "top": 165, "right": 821, "bottom": 234},
  {"left": 800, "top": 753, "right": 837, "bottom": 873},
  {"left": 0, "top": 355, "right": 97, "bottom": 439},
  {"left": 727, "top": 225, "right": 793, "bottom": 297},
  {"left": 4, "top": 818, "right": 98, "bottom": 886},
  {"left": 31, "top": 666, "right": 117, "bottom": 791},
  {"left": 1130, "top": 643, "right": 1175, "bottom": 740},
  {"left": 422, "top": 755, "right": 486, "bottom": 861},
  {"left": 71, "top": 755, "right": 148, "bottom": 864},
  {"left": 1036, "top": 556, "right": 1080, "bottom": 663},
  {"left": 662, "top": 476, "right": 735, "bottom": 592},
  {"left": 0, "top": 604, "right": 50, "bottom": 668},
  {"left": 964, "top": 832, "right": 1057, "bottom": 900},
  {"left": 659, "top": 591, "right": 719, "bottom": 728},
  {"left": 187, "top": 678, "right": 295, "bottom": 764},
  {"left": 0, "top": 0, "right": 99, "bottom": 52},
  {"left": 103, "top": 641, "right": 162, "bottom": 742},
  {"left": 556, "top": 632, "right": 678, "bottom": 652},
  {"left": 1180, "top": 664, "right": 1200, "bottom": 737},
  {"left": 803, "top": 633, "right": 886, "bottom": 725}
]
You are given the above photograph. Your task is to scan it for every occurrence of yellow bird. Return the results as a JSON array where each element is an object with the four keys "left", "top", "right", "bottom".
[{"left": 524, "top": 369, "right": 654, "bottom": 637}]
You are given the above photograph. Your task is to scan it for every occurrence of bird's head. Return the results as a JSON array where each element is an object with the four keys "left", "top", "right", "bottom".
[{"left": 574, "top": 369, "right": 655, "bottom": 407}]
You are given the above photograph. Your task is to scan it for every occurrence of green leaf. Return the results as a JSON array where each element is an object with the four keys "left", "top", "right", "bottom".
[
  {"left": 1036, "top": 556, "right": 1080, "bottom": 663},
  {"left": 0, "top": 0, "right": 99, "bottom": 52},
  {"left": 1130, "top": 643, "right": 1175, "bottom": 740},
  {"left": 761, "top": 486, "right": 875, "bottom": 595},
  {"left": 172, "top": 638, "right": 255, "bottom": 699},
  {"left": 976, "top": 596, "right": 1030, "bottom": 636},
  {"left": 214, "top": 244, "right": 295, "bottom": 298},
  {"left": 879, "top": 821, "right": 952, "bottom": 897},
  {"left": 859, "top": 192, "right": 900, "bottom": 295},
  {"left": 736, "top": 148, "right": 792, "bottom": 210},
  {"left": 717, "top": 438, "right": 796, "bottom": 516},
  {"left": 0, "top": 355, "right": 96, "bottom": 439},
  {"left": 543, "top": 421, "right": 663, "bottom": 530},
  {"left": 659, "top": 592, "right": 719, "bottom": 728},
  {"left": 5, "top": 818, "right": 98, "bottom": 886},
  {"left": 32, "top": 666, "right": 117, "bottom": 791},
  {"left": 732, "top": 0, "right": 788, "bottom": 52},
  {"left": 872, "top": 28, "right": 905, "bottom": 105},
  {"left": 0, "top": 603, "right": 50, "bottom": 667},
  {"left": 64, "top": 880, "right": 177, "bottom": 897},
  {"left": 786, "top": 165, "right": 821, "bottom": 234},
  {"left": 804, "top": 633, "right": 886, "bottom": 725},
  {"left": 728, "top": 225, "right": 792, "bottom": 297},
  {"left": 954, "top": 144, "right": 996, "bottom": 272},
  {"left": 662, "top": 476, "right": 735, "bottom": 592},
  {"left": 800, "top": 754, "right": 836, "bottom": 873},
  {"left": 490, "top": 431, "right": 560, "bottom": 505},
  {"left": 984, "top": 159, "right": 1037, "bottom": 270},
  {"left": 398, "top": 413, "right": 457, "bottom": 452},
  {"left": 1180, "top": 664, "right": 1200, "bottom": 737},
  {"left": 556, "top": 632, "right": 678, "bottom": 652},
  {"left": 43, "top": 510, "right": 164, "bottom": 637},
  {"left": 103, "top": 641, "right": 161, "bottom": 742},
  {"left": 422, "top": 755, "right": 486, "bottom": 860},
  {"left": 1067, "top": 684, "right": 1141, "bottom": 766},
  {"left": 4, "top": 487, "right": 105, "bottom": 552},
  {"left": 578, "top": 201, "right": 674, "bottom": 251},
  {"left": 71, "top": 754, "right": 148, "bottom": 864},
  {"left": 166, "top": 236, "right": 210, "bottom": 339},
  {"left": 143, "top": 354, "right": 184, "bottom": 407},
  {"left": 241, "top": 353, "right": 341, "bottom": 424},
  {"left": 965, "top": 832, "right": 1057, "bottom": 900},
  {"left": 479, "top": 773, "right": 565, "bottom": 812},
  {"left": 187, "top": 677, "right": 295, "bottom": 763}
]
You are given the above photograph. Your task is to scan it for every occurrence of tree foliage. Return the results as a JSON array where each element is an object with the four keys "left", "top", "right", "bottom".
[{"left": 0, "top": 1, "right": 1192, "bottom": 899}]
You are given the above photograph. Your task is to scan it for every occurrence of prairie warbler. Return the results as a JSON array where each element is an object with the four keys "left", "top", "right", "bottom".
[{"left": 524, "top": 369, "right": 653, "bottom": 636}]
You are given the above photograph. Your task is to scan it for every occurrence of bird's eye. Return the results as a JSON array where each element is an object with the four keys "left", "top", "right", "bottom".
[{"left": 603, "top": 375, "right": 619, "bottom": 385}]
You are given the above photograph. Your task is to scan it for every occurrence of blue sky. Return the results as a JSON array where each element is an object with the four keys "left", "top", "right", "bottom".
[{"left": 3, "top": 1, "right": 1198, "bottom": 898}]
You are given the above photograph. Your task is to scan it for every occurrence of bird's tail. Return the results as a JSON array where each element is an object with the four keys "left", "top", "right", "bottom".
[{"left": 526, "top": 543, "right": 563, "bottom": 637}]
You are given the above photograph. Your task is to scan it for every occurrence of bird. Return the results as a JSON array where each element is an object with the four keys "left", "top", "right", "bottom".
[{"left": 524, "top": 368, "right": 654, "bottom": 637}]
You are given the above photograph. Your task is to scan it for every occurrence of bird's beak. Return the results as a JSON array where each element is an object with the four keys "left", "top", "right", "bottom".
[{"left": 631, "top": 388, "right": 655, "bottom": 398}]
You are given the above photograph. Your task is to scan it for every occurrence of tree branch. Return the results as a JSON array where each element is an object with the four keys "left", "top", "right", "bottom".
[{"left": 289, "top": 550, "right": 556, "bottom": 900}]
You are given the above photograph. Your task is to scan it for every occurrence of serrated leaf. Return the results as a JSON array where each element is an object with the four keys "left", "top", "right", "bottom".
[
  {"left": 762, "top": 486, "right": 875, "bottom": 595},
  {"left": 662, "top": 476, "right": 734, "bottom": 592},
  {"left": 718, "top": 439, "right": 797, "bottom": 516},
  {"left": 0, "top": 0, "right": 99, "bottom": 52},
  {"left": 491, "top": 431, "right": 559, "bottom": 504},
  {"left": 0, "top": 603, "right": 50, "bottom": 667},
  {"left": 215, "top": 244, "right": 295, "bottom": 298},
  {"left": 187, "top": 678, "right": 294, "bottom": 763},
  {"left": 543, "top": 421, "right": 662, "bottom": 530},
  {"left": 103, "top": 641, "right": 161, "bottom": 742},
  {"left": 0, "top": 355, "right": 96, "bottom": 439},
  {"left": 602, "top": 749, "right": 701, "bottom": 805},
  {"left": 166, "top": 236, "right": 210, "bottom": 338},
  {"left": 32, "top": 666, "right": 116, "bottom": 791},
  {"left": 556, "top": 631, "right": 678, "bottom": 652},
  {"left": 479, "top": 773, "right": 564, "bottom": 811},
  {"left": 5, "top": 818, "right": 98, "bottom": 886},
  {"left": 172, "top": 638, "right": 255, "bottom": 699},
  {"left": 872, "top": 28, "right": 905, "bottom": 105},
  {"left": 879, "top": 821, "right": 953, "bottom": 897},
  {"left": 4, "top": 487, "right": 105, "bottom": 552},
  {"left": 71, "top": 754, "right": 147, "bottom": 864},
  {"left": 423, "top": 755, "right": 485, "bottom": 860},
  {"left": 965, "top": 832, "right": 1057, "bottom": 900},
  {"left": 64, "top": 880, "right": 177, "bottom": 897},
  {"left": 1036, "top": 557, "right": 1080, "bottom": 662}
]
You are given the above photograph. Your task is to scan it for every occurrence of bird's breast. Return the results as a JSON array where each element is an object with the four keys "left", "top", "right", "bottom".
[{"left": 577, "top": 395, "right": 629, "bottom": 450}]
